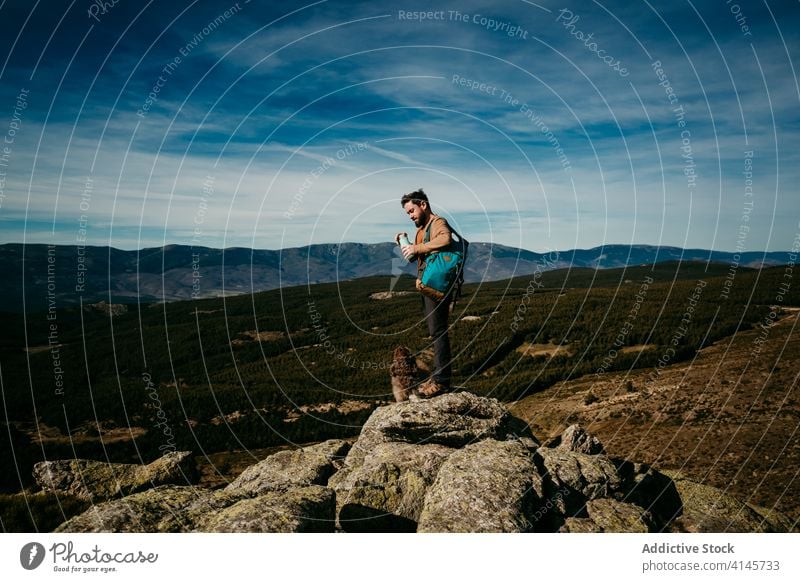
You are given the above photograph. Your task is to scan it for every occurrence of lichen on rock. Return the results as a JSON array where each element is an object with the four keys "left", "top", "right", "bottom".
[
  {"left": 33, "top": 451, "right": 197, "bottom": 502},
  {"left": 44, "top": 393, "right": 798, "bottom": 533}
]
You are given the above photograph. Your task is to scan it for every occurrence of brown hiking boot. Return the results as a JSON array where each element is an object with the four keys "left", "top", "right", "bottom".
[{"left": 417, "top": 378, "right": 447, "bottom": 399}]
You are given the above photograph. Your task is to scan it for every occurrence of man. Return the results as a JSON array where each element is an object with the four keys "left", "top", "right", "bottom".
[{"left": 396, "top": 189, "right": 453, "bottom": 397}]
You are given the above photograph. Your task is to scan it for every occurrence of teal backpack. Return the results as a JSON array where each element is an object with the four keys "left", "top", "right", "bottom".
[{"left": 416, "top": 219, "right": 469, "bottom": 305}]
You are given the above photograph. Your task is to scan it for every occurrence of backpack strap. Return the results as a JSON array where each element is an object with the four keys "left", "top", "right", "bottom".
[
  {"left": 449, "top": 227, "right": 467, "bottom": 309},
  {"left": 424, "top": 217, "right": 464, "bottom": 246}
]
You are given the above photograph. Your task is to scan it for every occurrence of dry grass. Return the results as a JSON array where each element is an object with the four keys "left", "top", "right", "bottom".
[
  {"left": 516, "top": 342, "right": 573, "bottom": 358},
  {"left": 509, "top": 311, "right": 800, "bottom": 523},
  {"left": 231, "top": 330, "right": 287, "bottom": 345},
  {"left": 620, "top": 344, "right": 656, "bottom": 354}
]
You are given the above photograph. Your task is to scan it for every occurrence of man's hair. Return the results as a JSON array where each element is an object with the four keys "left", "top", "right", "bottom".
[{"left": 400, "top": 189, "right": 428, "bottom": 207}]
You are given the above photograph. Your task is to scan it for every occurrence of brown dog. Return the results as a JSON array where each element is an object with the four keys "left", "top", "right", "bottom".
[{"left": 389, "top": 345, "right": 419, "bottom": 402}]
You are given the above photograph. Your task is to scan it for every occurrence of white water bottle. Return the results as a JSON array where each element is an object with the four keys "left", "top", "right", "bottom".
[{"left": 398, "top": 232, "right": 415, "bottom": 260}]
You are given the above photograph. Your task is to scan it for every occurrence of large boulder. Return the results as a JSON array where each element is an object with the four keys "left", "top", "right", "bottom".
[
  {"left": 661, "top": 471, "right": 796, "bottom": 533},
  {"left": 225, "top": 439, "right": 350, "bottom": 495},
  {"left": 613, "top": 461, "right": 683, "bottom": 530},
  {"left": 418, "top": 439, "right": 543, "bottom": 532},
  {"left": 44, "top": 393, "right": 798, "bottom": 534},
  {"left": 33, "top": 451, "right": 196, "bottom": 501},
  {"left": 53, "top": 440, "right": 345, "bottom": 533},
  {"left": 545, "top": 424, "right": 605, "bottom": 455},
  {"left": 536, "top": 447, "right": 623, "bottom": 516},
  {"left": 329, "top": 392, "right": 536, "bottom": 532},
  {"left": 193, "top": 485, "right": 335, "bottom": 532},
  {"left": 332, "top": 442, "right": 453, "bottom": 532},
  {"left": 55, "top": 485, "right": 206, "bottom": 532},
  {"left": 55, "top": 483, "right": 336, "bottom": 533},
  {"left": 342, "top": 392, "right": 534, "bottom": 470},
  {"left": 560, "top": 498, "right": 655, "bottom": 532}
]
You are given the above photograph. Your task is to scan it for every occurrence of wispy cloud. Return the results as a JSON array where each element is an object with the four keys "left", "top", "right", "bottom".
[{"left": 0, "top": 0, "right": 797, "bottom": 252}]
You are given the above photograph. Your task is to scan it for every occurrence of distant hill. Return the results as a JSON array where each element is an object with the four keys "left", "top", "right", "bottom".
[{"left": 0, "top": 241, "right": 791, "bottom": 312}]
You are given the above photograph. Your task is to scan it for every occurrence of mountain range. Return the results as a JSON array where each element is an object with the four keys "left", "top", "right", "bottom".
[{"left": 0, "top": 241, "right": 792, "bottom": 312}]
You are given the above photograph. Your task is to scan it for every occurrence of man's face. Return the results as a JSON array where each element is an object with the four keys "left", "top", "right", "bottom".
[{"left": 403, "top": 201, "right": 428, "bottom": 228}]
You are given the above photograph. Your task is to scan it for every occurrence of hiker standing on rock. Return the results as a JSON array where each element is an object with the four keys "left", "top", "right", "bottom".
[{"left": 395, "top": 189, "right": 458, "bottom": 397}]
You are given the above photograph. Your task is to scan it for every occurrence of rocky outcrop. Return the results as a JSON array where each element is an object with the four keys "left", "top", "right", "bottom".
[
  {"left": 344, "top": 392, "right": 531, "bottom": 466},
  {"left": 545, "top": 423, "right": 605, "bottom": 455},
  {"left": 661, "top": 471, "right": 793, "bottom": 533},
  {"left": 55, "top": 485, "right": 204, "bottom": 532},
  {"left": 225, "top": 439, "right": 350, "bottom": 494},
  {"left": 418, "top": 439, "right": 543, "bottom": 532},
  {"left": 56, "top": 484, "right": 336, "bottom": 533},
  {"left": 536, "top": 448, "right": 623, "bottom": 515},
  {"left": 53, "top": 441, "right": 346, "bottom": 533},
  {"left": 329, "top": 392, "right": 536, "bottom": 532},
  {"left": 33, "top": 451, "right": 197, "bottom": 501},
  {"left": 332, "top": 442, "right": 453, "bottom": 532},
  {"left": 46, "top": 394, "right": 797, "bottom": 533},
  {"left": 191, "top": 486, "right": 335, "bottom": 533},
  {"left": 560, "top": 499, "right": 655, "bottom": 532},
  {"left": 614, "top": 461, "right": 683, "bottom": 529}
]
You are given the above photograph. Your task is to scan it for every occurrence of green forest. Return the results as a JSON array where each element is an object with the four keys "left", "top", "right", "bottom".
[{"left": 1, "top": 261, "right": 798, "bottom": 494}]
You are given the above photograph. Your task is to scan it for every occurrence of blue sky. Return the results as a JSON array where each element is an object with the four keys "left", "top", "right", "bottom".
[{"left": 0, "top": 0, "right": 798, "bottom": 252}]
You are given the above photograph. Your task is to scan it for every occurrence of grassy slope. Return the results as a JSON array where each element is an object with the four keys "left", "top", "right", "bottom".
[{"left": 1, "top": 262, "right": 797, "bottom": 489}]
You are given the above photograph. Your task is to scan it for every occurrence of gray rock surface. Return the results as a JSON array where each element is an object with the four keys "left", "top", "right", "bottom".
[
  {"left": 56, "top": 484, "right": 335, "bottom": 533},
  {"left": 53, "top": 441, "right": 344, "bottom": 533},
  {"left": 660, "top": 471, "right": 796, "bottom": 533},
  {"left": 329, "top": 392, "right": 535, "bottom": 532},
  {"left": 536, "top": 447, "right": 623, "bottom": 516},
  {"left": 418, "top": 439, "right": 543, "bottom": 532},
  {"left": 194, "top": 485, "right": 335, "bottom": 532},
  {"left": 332, "top": 442, "right": 453, "bottom": 532},
  {"left": 342, "top": 392, "right": 533, "bottom": 470},
  {"left": 559, "top": 517, "right": 602, "bottom": 532},
  {"left": 559, "top": 498, "right": 655, "bottom": 532},
  {"left": 34, "top": 451, "right": 196, "bottom": 501},
  {"left": 46, "top": 393, "right": 797, "bottom": 534},
  {"left": 548, "top": 424, "right": 606, "bottom": 455},
  {"left": 614, "top": 461, "right": 682, "bottom": 530},
  {"left": 226, "top": 439, "right": 350, "bottom": 494},
  {"left": 55, "top": 485, "right": 206, "bottom": 532}
]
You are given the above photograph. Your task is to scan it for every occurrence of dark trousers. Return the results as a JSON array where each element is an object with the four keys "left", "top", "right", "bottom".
[{"left": 422, "top": 294, "right": 452, "bottom": 387}]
